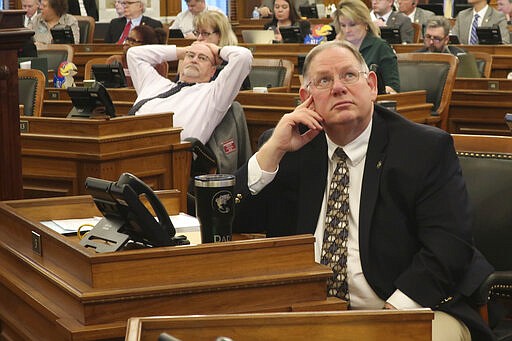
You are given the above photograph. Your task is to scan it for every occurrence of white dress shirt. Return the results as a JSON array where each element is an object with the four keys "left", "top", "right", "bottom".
[
  {"left": 467, "top": 5, "right": 488, "bottom": 42},
  {"left": 127, "top": 44, "right": 252, "bottom": 144},
  {"left": 247, "top": 119, "right": 422, "bottom": 310},
  {"left": 170, "top": 5, "right": 224, "bottom": 36}
]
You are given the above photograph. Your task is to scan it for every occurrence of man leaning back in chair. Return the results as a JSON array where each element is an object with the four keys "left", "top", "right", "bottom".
[{"left": 127, "top": 42, "right": 252, "bottom": 144}]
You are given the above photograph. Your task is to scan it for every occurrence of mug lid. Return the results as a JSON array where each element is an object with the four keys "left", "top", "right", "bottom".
[{"left": 194, "top": 174, "right": 236, "bottom": 187}]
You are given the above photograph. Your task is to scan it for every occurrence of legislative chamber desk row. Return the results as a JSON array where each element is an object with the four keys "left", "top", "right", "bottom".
[{"left": 0, "top": 191, "right": 433, "bottom": 340}]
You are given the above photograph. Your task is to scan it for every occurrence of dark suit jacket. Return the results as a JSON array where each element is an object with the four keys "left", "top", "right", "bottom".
[
  {"left": 67, "top": 0, "right": 99, "bottom": 21},
  {"left": 233, "top": 105, "right": 494, "bottom": 341},
  {"left": 104, "top": 16, "right": 163, "bottom": 43},
  {"left": 386, "top": 11, "right": 414, "bottom": 43}
]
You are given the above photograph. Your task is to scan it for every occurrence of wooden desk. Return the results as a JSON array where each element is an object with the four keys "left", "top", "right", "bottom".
[
  {"left": 237, "top": 90, "right": 435, "bottom": 152},
  {"left": 126, "top": 310, "right": 433, "bottom": 341},
  {"left": 20, "top": 113, "right": 191, "bottom": 209},
  {"left": 0, "top": 193, "right": 345, "bottom": 340},
  {"left": 45, "top": 86, "right": 138, "bottom": 102},
  {"left": 449, "top": 78, "right": 512, "bottom": 136}
]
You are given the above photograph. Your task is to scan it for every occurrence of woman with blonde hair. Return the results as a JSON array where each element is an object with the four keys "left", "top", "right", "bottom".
[
  {"left": 333, "top": 0, "right": 399, "bottom": 93},
  {"left": 193, "top": 10, "right": 238, "bottom": 47}
]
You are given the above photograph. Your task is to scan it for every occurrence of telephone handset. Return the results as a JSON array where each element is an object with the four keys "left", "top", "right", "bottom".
[{"left": 80, "top": 172, "right": 189, "bottom": 253}]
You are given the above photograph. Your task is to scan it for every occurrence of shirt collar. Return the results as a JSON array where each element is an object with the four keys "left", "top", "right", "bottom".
[
  {"left": 129, "top": 15, "right": 143, "bottom": 26},
  {"left": 325, "top": 118, "right": 372, "bottom": 167},
  {"left": 474, "top": 5, "right": 488, "bottom": 18}
]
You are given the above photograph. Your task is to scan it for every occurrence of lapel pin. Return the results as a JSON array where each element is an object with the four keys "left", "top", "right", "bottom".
[{"left": 376, "top": 161, "right": 383, "bottom": 169}]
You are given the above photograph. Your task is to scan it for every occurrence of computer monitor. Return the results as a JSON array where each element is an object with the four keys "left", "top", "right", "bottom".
[
  {"left": 67, "top": 82, "right": 116, "bottom": 118},
  {"left": 476, "top": 27, "right": 502, "bottom": 45},
  {"left": 300, "top": 5, "right": 318, "bottom": 18},
  {"left": 279, "top": 26, "right": 304, "bottom": 43},
  {"left": 380, "top": 27, "right": 402, "bottom": 44},
  {"left": 50, "top": 26, "right": 74, "bottom": 44},
  {"left": 449, "top": 34, "right": 461, "bottom": 44},
  {"left": 454, "top": 4, "right": 472, "bottom": 16},
  {"left": 91, "top": 63, "right": 127, "bottom": 88}
]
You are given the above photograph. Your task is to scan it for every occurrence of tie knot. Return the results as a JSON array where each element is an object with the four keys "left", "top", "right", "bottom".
[
  {"left": 474, "top": 13, "right": 479, "bottom": 19},
  {"left": 334, "top": 148, "right": 348, "bottom": 161}
]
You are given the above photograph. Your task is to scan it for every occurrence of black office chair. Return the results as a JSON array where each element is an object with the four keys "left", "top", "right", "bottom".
[
  {"left": 453, "top": 134, "right": 512, "bottom": 341},
  {"left": 74, "top": 15, "right": 95, "bottom": 43},
  {"left": 186, "top": 102, "right": 253, "bottom": 213}
]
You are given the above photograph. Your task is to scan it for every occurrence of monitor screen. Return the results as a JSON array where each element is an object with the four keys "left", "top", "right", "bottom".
[
  {"left": 67, "top": 82, "right": 116, "bottom": 118},
  {"left": 279, "top": 26, "right": 303, "bottom": 43},
  {"left": 417, "top": 3, "right": 444, "bottom": 16},
  {"left": 300, "top": 5, "right": 318, "bottom": 18},
  {"left": 476, "top": 27, "right": 502, "bottom": 45},
  {"left": 50, "top": 26, "right": 74, "bottom": 44},
  {"left": 169, "top": 29, "right": 185, "bottom": 38},
  {"left": 92, "top": 63, "right": 127, "bottom": 88},
  {"left": 380, "top": 27, "right": 402, "bottom": 45}
]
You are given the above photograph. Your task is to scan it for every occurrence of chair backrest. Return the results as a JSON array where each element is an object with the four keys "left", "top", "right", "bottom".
[
  {"left": 18, "top": 68, "right": 46, "bottom": 117},
  {"left": 249, "top": 58, "right": 294, "bottom": 91},
  {"left": 470, "top": 51, "right": 492, "bottom": 78},
  {"left": 397, "top": 53, "right": 458, "bottom": 130},
  {"left": 36, "top": 44, "right": 74, "bottom": 72},
  {"left": 74, "top": 15, "right": 96, "bottom": 44},
  {"left": 411, "top": 22, "right": 421, "bottom": 43},
  {"left": 452, "top": 134, "right": 512, "bottom": 271},
  {"left": 84, "top": 57, "right": 108, "bottom": 80},
  {"left": 206, "top": 101, "right": 253, "bottom": 174}
]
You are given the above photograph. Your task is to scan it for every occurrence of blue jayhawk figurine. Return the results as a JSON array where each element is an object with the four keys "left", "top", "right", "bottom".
[{"left": 54, "top": 61, "right": 77, "bottom": 88}]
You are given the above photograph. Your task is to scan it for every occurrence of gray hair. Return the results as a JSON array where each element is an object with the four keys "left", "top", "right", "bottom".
[
  {"left": 302, "top": 40, "right": 369, "bottom": 85},
  {"left": 425, "top": 16, "right": 451, "bottom": 36}
]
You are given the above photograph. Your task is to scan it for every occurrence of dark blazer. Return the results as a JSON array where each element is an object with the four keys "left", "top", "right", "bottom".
[
  {"left": 233, "top": 105, "right": 494, "bottom": 341},
  {"left": 386, "top": 11, "right": 414, "bottom": 43},
  {"left": 104, "top": 16, "right": 163, "bottom": 43},
  {"left": 67, "top": 0, "right": 99, "bottom": 21}
]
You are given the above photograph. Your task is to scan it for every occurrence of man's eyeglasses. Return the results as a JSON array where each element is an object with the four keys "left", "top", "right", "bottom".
[
  {"left": 184, "top": 51, "right": 213, "bottom": 64},
  {"left": 193, "top": 30, "right": 219, "bottom": 38},
  {"left": 120, "top": 0, "right": 140, "bottom": 6},
  {"left": 307, "top": 70, "right": 367, "bottom": 90},
  {"left": 424, "top": 34, "right": 445, "bottom": 43}
]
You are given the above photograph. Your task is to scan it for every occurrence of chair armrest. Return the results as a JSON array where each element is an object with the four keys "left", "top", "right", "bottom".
[{"left": 473, "top": 271, "right": 512, "bottom": 306}]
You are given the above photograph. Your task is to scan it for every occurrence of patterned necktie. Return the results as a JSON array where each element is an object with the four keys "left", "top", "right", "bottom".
[
  {"left": 469, "top": 14, "right": 479, "bottom": 45},
  {"left": 321, "top": 147, "right": 350, "bottom": 301},
  {"left": 117, "top": 20, "right": 132, "bottom": 45},
  {"left": 127, "top": 82, "right": 195, "bottom": 115}
]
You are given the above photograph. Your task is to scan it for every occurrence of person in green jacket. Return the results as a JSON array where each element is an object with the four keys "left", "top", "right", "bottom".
[{"left": 333, "top": 0, "right": 400, "bottom": 94}]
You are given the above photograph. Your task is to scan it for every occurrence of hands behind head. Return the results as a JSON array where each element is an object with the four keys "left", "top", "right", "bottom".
[{"left": 188, "top": 41, "right": 222, "bottom": 65}]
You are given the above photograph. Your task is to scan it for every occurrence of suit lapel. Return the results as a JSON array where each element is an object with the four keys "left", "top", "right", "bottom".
[
  {"left": 296, "top": 134, "right": 328, "bottom": 235},
  {"left": 359, "top": 109, "right": 388, "bottom": 258},
  {"left": 482, "top": 7, "right": 492, "bottom": 26}
]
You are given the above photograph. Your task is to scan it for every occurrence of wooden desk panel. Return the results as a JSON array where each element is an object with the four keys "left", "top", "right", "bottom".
[
  {"left": 126, "top": 310, "right": 433, "bottom": 341},
  {"left": 0, "top": 194, "right": 345, "bottom": 340},
  {"left": 449, "top": 90, "right": 512, "bottom": 136},
  {"left": 20, "top": 114, "right": 191, "bottom": 209}
]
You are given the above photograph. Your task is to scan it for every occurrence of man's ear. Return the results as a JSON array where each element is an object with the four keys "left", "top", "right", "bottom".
[
  {"left": 299, "top": 86, "right": 310, "bottom": 102},
  {"left": 367, "top": 71, "right": 378, "bottom": 99}
]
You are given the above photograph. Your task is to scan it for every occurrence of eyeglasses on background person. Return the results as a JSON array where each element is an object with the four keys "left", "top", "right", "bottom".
[{"left": 193, "top": 30, "right": 219, "bottom": 38}]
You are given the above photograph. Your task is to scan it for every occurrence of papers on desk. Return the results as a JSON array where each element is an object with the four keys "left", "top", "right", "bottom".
[{"left": 41, "top": 213, "right": 200, "bottom": 236}]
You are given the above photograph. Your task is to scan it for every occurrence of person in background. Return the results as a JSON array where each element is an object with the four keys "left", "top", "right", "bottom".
[
  {"left": 22, "top": 0, "right": 40, "bottom": 27},
  {"left": 29, "top": 0, "right": 80, "bottom": 46},
  {"left": 451, "top": 0, "right": 510, "bottom": 44},
  {"left": 106, "top": 25, "right": 168, "bottom": 86},
  {"left": 114, "top": 0, "right": 125, "bottom": 17},
  {"left": 232, "top": 39, "right": 494, "bottom": 341},
  {"left": 398, "top": 0, "right": 435, "bottom": 38},
  {"left": 497, "top": 0, "right": 512, "bottom": 22},
  {"left": 104, "top": 0, "right": 162, "bottom": 44},
  {"left": 370, "top": 0, "right": 414, "bottom": 43},
  {"left": 126, "top": 42, "right": 252, "bottom": 143},
  {"left": 67, "top": 0, "right": 99, "bottom": 21},
  {"left": 263, "top": 0, "right": 310, "bottom": 42},
  {"left": 259, "top": 0, "right": 309, "bottom": 18},
  {"left": 170, "top": 0, "right": 224, "bottom": 39},
  {"left": 193, "top": 10, "right": 238, "bottom": 46},
  {"left": 416, "top": 16, "right": 466, "bottom": 54},
  {"left": 334, "top": 0, "right": 399, "bottom": 93}
]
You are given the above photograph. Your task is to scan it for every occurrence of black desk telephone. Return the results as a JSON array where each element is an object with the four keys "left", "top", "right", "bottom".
[{"left": 80, "top": 173, "right": 189, "bottom": 252}]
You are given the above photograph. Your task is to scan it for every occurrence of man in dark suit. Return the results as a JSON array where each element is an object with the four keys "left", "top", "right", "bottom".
[
  {"left": 417, "top": 16, "right": 466, "bottom": 54},
  {"left": 104, "top": 0, "right": 162, "bottom": 43},
  {"left": 67, "top": 0, "right": 98, "bottom": 21},
  {"left": 233, "top": 40, "right": 494, "bottom": 341},
  {"left": 371, "top": 0, "right": 414, "bottom": 42}
]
